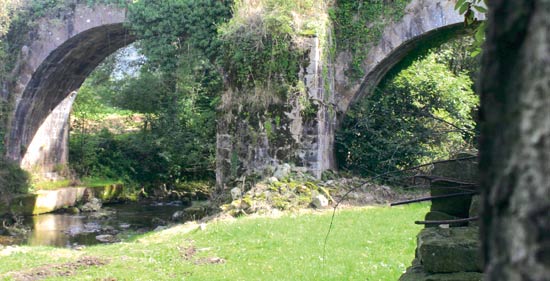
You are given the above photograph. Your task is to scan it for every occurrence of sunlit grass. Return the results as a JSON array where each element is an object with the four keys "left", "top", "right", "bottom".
[
  {"left": 0, "top": 204, "right": 429, "bottom": 280},
  {"left": 81, "top": 177, "right": 123, "bottom": 188},
  {"left": 31, "top": 177, "right": 122, "bottom": 191},
  {"left": 31, "top": 179, "right": 72, "bottom": 190}
]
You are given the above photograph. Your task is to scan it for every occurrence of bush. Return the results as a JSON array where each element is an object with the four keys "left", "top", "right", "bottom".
[{"left": 0, "top": 158, "right": 30, "bottom": 195}]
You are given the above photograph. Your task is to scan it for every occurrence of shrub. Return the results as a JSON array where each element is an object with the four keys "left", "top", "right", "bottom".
[{"left": 0, "top": 158, "right": 30, "bottom": 195}]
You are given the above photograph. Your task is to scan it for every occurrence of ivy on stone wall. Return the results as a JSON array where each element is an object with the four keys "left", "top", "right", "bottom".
[
  {"left": 219, "top": 1, "right": 303, "bottom": 94},
  {"left": 218, "top": 0, "right": 330, "bottom": 96},
  {"left": 128, "top": 0, "right": 232, "bottom": 72},
  {"left": 330, "top": 0, "right": 411, "bottom": 80}
]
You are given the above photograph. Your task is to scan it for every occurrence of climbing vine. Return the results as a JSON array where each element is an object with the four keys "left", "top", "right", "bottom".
[
  {"left": 218, "top": 0, "right": 329, "bottom": 97},
  {"left": 330, "top": 0, "right": 411, "bottom": 81}
]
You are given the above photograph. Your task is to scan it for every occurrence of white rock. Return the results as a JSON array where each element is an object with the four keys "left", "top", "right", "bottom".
[
  {"left": 273, "top": 163, "right": 291, "bottom": 180},
  {"left": 230, "top": 187, "right": 242, "bottom": 200},
  {"left": 311, "top": 194, "right": 329, "bottom": 208},
  {"left": 154, "top": 226, "right": 168, "bottom": 232},
  {"left": 172, "top": 210, "right": 185, "bottom": 221},
  {"left": 95, "top": 234, "right": 117, "bottom": 243},
  {"left": 267, "top": 177, "right": 279, "bottom": 184}
]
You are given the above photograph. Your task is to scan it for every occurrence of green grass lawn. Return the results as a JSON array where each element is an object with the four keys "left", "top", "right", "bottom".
[{"left": 0, "top": 204, "right": 428, "bottom": 280}]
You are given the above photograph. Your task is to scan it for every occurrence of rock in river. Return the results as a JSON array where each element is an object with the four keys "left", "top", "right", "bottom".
[
  {"left": 95, "top": 234, "right": 119, "bottom": 243},
  {"left": 80, "top": 198, "right": 102, "bottom": 212}
]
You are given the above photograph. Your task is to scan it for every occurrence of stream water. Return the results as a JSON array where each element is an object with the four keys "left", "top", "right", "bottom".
[{"left": 0, "top": 201, "right": 185, "bottom": 248}]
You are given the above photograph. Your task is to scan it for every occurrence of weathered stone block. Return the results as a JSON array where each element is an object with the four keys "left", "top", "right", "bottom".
[
  {"left": 9, "top": 194, "right": 38, "bottom": 215},
  {"left": 417, "top": 227, "right": 481, "bottom": 273},
  {"left": 430, "top": 153, "right": 478, "bottom": 182},
  {"left": 430, "top": 153, "right": 477, "bottom": 218},
  {"left": 430, "top": 183, "right": 473, "bottom": 218}
]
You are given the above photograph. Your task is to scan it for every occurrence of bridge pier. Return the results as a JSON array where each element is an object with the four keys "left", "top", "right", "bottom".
[
  {"left": 20, "top": 92, "right": 76, "bottom": 178},
  {"left": 216, "top": 36, "right": 338, "bottom": 188}
]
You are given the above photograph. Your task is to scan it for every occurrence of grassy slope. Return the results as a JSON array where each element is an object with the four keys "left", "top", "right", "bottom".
[{"left": 0, "top": 204, "right": 429, "bottom": 280}]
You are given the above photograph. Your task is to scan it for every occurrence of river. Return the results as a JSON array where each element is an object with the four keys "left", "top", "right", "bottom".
[{"left": 0, "top": 201, "right": 186, "bottom": 248}]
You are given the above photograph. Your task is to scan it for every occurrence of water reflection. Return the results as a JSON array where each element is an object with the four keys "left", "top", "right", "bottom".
[
  {"left": 17, "top": 202, "right": 184, "bottom": 247},
  {"left": 28, "top": 214, "right": 87, "bottom": 247}
]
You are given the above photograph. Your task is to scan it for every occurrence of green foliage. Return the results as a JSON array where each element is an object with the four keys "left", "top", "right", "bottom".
[
  {"left": 218, "top": 0, "right": 309, "bottom": 91},
  {"left": 127, "top": 0, "right": 232, "bottom": 71},
  {"left": 455, "top": 0, "right": 487, "bottom": 57},
  {"left": 337, "top": 41, "right": 479, "bottom": 177},
  {"left": 70, "top": 46, "right": 221, "bottom": 190},
  {"left": 0, "top": 158, "right": 30, "bottom": 195},
  {"left": 330, "top": 0, "right": 411, "bottom": 80}
]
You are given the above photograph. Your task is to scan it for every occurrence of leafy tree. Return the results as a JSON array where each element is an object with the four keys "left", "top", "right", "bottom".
[
  {"left": 127, "top": 0, "right": 232, "bottom": 71},
  {"left": 336, "top": 41, "right": 479, "bottom": 178}
]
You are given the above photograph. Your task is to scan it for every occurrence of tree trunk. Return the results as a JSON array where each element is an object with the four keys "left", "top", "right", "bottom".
[{"left": 479, "top": 0, "right": 550, "bottom": 280}]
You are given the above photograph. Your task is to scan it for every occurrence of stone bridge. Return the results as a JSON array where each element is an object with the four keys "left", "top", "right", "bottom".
[
  {"left": 3, "top": 4, "right": 132, "bottom": 173},
  {"left": 1, "top": 0, "right": 482, "bottom": 181}
]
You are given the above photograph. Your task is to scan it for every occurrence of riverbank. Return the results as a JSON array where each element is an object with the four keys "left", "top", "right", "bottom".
[
  {"left": 0, "top": 203, "right": 429, "bottom": 280},
  {"left": 0, "top": 184, "right": 124, "bottom": 216}
]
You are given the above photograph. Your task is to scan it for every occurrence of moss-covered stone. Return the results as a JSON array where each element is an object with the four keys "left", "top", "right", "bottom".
[
  {"left": 430, "top": 183, "right": 473, "bottom": 218},
  {"left": 0, "top": 184, "right": 124, "bottom": 216},
  {"left": 417, "top": 227, "right": 481, "bottom": 273},
  {"left": 430, "top": 153, "right": 478, "bottom": 183}
]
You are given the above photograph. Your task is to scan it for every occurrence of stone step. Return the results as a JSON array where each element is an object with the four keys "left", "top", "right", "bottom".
[{"left": 417, "top": 227, "right": 482, "bottom": 273}]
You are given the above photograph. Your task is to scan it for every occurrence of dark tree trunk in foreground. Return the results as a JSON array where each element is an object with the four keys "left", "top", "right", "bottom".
[{"left": 479, "top": 0, "right": 550, "bottom": 280}]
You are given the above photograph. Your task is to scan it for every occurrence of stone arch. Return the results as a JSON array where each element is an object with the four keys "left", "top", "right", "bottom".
[
  {"left": 335, "top": 0, "right": 485, "bottom": 114},
  {"left": 3, "top": 4, "right": 134, "bottom": 172}
]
